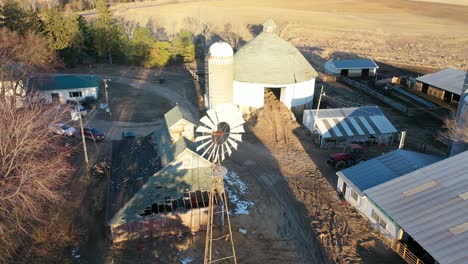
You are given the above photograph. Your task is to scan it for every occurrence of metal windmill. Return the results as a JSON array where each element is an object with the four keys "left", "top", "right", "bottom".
[{"left": 195, "top": 104, "right": 245, "bottom": 264}]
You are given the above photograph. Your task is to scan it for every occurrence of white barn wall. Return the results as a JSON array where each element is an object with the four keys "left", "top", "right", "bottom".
[
  {"left": 233, "top": 81, "right": 264, "bottom": 108},
  {"left": 233, "top": 78, "right": 315, "bottom": 109},
  {"left": 40, "top": 87, "right": 98, "bottom": 103},
  {"left": 337, "top": 176, "right": 399, "bottom": 238}
]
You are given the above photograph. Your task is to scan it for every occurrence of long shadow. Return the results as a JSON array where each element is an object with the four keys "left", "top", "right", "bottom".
[{"left": 222, "top": 125, "right": 332, "bottom": 263}]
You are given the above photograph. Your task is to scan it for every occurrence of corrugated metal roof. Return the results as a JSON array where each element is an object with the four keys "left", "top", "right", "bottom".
[
  {"left": 416, "top": 68, "right": 467, "bottom": 95},
  {"left": 365, "top": 151, "right": 468, "bottom": 264},
  {"left": 234, "top": 31, "right": 318, "bottom": 84},
  {"left": 337, "top": 149, "right": 442, "bottom": 193},
  {"left": 329, "top": 59, "right": 379, "bottom": 69},
  {"left": 307, "top": 106, "right": 397, "bottom": 138},
  {"left": 164, "top": 105, "right": 196, "bottom": 128},
  {"left": 29, "top": 75, "right": 100, "bottom": 91}
]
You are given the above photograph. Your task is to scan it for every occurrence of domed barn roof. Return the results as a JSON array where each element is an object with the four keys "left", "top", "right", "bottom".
[{"left": 234, "top": 20, "right": 318, "bottom": 85}]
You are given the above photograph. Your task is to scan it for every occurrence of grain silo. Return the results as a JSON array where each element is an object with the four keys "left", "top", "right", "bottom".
[{"left": 207, "top": 41, "right": 234, "bottom": 110}]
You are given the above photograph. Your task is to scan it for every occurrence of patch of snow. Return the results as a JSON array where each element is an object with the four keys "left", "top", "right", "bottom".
[
  {"left": 224, "top": 171, "right": 254, "bottom": 215},
  {"left": 180, "top": 257, "right": 193, "bottom": 264},
  {"left": 71, "top": 246, "right": 80, "bottom": 260}
]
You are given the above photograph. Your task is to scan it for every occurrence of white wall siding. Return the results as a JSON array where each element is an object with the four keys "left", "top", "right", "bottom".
[
  {"left": 338, "top": 176, "right": 399, "bottom": 238},
  {"left": 233, "top": 78, "right": 315, "bottom": 109},
  {"left": 40, "top": 87, "right": 98, "bottom": 103},
  {"left": 233, "top": 81, "right": 264, "bottom": 108}
]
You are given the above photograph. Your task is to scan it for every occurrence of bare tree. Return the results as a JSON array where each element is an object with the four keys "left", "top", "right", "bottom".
[
  {"left": 221, "top": 22, "right": 247, "bottom": 51},
  {"left": 183, "top": 16, "right": 216, "bottom": 47},
  {"left": 439, "top": 112, "right": 468, "bottom": 143},
  {"left": 0, "top": 28, "right": 60, "bottom": 108},
  {"left": 0, "top": 28, "right": 72, "bottom": 262},
  {"left": 116, "top": 16, "right": 140, "bottom": 39}
]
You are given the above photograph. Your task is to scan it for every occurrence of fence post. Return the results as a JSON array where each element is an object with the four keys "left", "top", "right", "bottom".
[{"left": 403, "top": 246, "right": 407, "bottom": 258}]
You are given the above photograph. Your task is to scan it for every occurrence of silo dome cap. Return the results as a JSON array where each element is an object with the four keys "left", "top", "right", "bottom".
[{"left": 209, "top": 42, "right": 233, "bottom": 57}]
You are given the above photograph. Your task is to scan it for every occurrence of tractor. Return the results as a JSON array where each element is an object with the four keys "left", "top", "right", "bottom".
[{"left": 327, "top": 144, "right": 366, "bottom": 170}]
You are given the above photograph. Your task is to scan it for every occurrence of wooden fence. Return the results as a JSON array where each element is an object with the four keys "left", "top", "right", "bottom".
[{"left": 377, "top": 231, "right": 424, "bottom": 264}]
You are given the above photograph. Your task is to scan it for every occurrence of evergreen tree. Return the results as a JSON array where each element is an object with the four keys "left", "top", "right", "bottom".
[
  {"left": 43, "top": 8, "right": 84, "bottom": 66},
  {"left": 172, "top": 30, "right": 195, "bottom": 62},
  {"left": 93, "top": 0, "right": 122, "bottom": 64},
  {"left": 77, "top": 15, "right": 95, "bottom": 60},
  {"left": 0, "top": 0, "right": 44, "bottom": 35}
]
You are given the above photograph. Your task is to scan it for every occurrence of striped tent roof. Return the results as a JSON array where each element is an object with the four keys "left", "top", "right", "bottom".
[{"left": 307, "top": 106, "right": 397, "bottom": 138}]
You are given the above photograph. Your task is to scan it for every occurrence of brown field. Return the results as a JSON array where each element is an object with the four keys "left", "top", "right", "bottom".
[{"left": 106, "top": 0, "right": 468, "bottom": 71}]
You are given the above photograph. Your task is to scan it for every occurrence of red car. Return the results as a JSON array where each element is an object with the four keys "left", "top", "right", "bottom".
[{"left": 82, "top": 127, "right": 105, "bottom": 141}]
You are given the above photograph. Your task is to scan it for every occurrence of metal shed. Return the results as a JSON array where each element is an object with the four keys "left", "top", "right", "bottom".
[
  {"left": 365, "top": 151, "right": 468, "bottom": 264},
  {"left": 303, "top": 106, "right": 397, "bottom": 148},
  {"left": 324, "top": 59, "right": 379, "bottom": 77}
]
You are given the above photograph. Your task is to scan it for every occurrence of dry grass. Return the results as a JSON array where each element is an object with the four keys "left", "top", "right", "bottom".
[{"left": 105, "top": 0, "right": 468, "bottom": 70}]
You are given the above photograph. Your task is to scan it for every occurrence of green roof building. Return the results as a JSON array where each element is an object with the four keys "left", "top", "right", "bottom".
[{"left": 28, "top": 74, "right": 100, "bottom": 103}]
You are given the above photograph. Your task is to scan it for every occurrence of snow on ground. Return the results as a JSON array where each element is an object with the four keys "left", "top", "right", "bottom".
[{"left": 224, "top": 171, "right": 254, "bottom": 215}]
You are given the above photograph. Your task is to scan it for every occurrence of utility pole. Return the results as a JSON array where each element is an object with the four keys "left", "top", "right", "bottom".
[
  {"left": 103, "top": 78, "right": 111, "bottom": 117},
  {"left": 76, "top": 98, "right": 89, "bottom": 166},
  {"left": 313, "top": 86, "right": 325, "bottom": 131}
]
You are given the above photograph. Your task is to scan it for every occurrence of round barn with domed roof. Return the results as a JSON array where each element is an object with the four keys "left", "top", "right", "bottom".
[{"left": 207, "top": 19, "right": 318, "bottom": 113}]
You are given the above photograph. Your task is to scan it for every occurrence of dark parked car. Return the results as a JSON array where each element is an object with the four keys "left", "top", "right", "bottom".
[{"left": 82, "top": 127, "right": 105, "bottom": 141}]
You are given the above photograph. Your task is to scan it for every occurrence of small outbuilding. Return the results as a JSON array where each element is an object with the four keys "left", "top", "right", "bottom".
[
  {"left": 337, "top": 149, "right": 442, "bottom": 237},
  {"left": 415, "top": 67, "right": 467, "bottom": 105},
  {"left": 303, "top": 106, "right": 397, "bottom": 148},
  {"left": 164, "top": 105, "right": 196, "bottom": 142},
  {"left": 28, "top": 74, "right": 100, "bottom": 104},
  {"left": 324, "top": 59, "right": 379, "bottom": 77}
]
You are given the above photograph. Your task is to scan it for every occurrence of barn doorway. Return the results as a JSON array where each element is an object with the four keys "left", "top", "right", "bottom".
[
  {"left": 265, "top": 87, "right": 282, "bottom": 101},
  {"left": 340, "top": 69, "right": 349, "bottom": 76},
  {"left": 444, "top": 91, "right": 453, "bottom": 103},
  {"left": 422, "top": 83, "right": 429, "bottom": 93},
  {"left": 362, "top": 69, "right": 370, "bottom": 77},
  {"left": 51, "top": 93, "right": 60, "bottom": 104}
]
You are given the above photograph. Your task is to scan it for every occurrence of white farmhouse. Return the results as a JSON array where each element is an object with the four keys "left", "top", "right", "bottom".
[{"left": 28, "top": 75, "right": 100, "bottom": 104}]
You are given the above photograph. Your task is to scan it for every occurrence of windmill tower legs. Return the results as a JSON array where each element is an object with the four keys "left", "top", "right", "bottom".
[{"left": 203, "top": 168, "right": 237, "bottom": 264}]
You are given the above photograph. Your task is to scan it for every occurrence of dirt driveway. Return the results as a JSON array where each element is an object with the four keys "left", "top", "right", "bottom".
[{"left": 68, "top": 64, "right": 407, "bottom": 264}]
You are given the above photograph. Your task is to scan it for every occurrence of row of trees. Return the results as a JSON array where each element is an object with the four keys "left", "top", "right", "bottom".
[{"left": 0, "top": 0, "right": 196, "bottom": 67}]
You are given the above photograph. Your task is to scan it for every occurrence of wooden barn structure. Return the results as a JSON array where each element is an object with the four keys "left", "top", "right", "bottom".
[
  {"left": 106, "top": 107, "right": 224, "bottom": 243},
  {"left": 415, "top": 67, "right": 466, "bottom": 106}
]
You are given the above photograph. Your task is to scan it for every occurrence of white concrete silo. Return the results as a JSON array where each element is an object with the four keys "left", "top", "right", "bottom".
[{"left": 207, "top": 42, "right": 234, "bottom": 110}]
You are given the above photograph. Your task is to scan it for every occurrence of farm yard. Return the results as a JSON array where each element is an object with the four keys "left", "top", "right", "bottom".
[
  {"left": 99, "top": 0, "right": 468, "bottom": 71},
  {"left": 65, "top": 0, "right": 467, "bottom": 263},
  {"left": 1, "top": 0, "right": 467, "bottom": 263}
]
